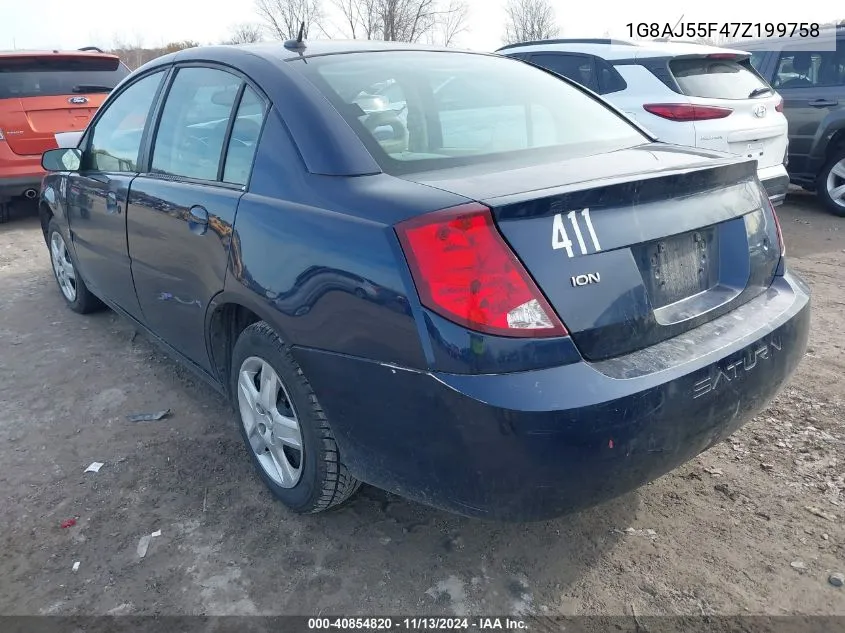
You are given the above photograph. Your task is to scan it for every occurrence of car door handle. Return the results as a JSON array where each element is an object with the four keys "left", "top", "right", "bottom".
[
  {"left": 188, "top": 205, "right": 209, "bottom": 235},
  {"left": 809, "top": 99, "right": 838, "bottom": 108},
  {"left": 106, "top": 191, "right": 121, "bottom": 215}
]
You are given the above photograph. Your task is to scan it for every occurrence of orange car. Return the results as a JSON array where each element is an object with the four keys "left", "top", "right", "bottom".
[{"left": 0, "top": 48, "right": 130, "bottom": 223}]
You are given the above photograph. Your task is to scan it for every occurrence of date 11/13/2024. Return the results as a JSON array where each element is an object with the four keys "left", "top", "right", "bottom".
[{"left": 307, "top": 618, "right": 528, "bottom": 630}]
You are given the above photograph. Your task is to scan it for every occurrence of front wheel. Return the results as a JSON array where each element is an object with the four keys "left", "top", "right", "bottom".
[
  {"left": 47, "top": 219, "right": 103, "bottom": 313},
  {"left": 817, "top": 150, "right": 845, "bottom": 217},
  {"left": 230, "top": 321, "right": 361, "bottom": 513}
]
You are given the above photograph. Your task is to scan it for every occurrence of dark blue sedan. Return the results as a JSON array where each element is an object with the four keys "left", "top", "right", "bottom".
[{"left": 38, "top": 40, "right": 810, "bottom": 521}]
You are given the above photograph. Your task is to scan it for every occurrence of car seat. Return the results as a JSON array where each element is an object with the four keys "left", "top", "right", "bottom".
[{"left": 780, "top": 53, "right": 814, "bottom": 88}]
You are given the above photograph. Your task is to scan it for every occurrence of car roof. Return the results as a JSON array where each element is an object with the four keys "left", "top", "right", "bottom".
[
  {"left": 133, "top": 40, "right": 503, "bottom": 178},
  {"left": 149, "top": 39, "right": 481, "bottom": 68},
  {"left": 0, "top": 49, "right": 121, "bottom": 60},
  {"left": 496, "top": 38, "right": 750, "bottom": 61}
]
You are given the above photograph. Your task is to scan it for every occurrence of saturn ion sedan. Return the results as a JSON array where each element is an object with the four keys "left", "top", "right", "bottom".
[{"left": 38, "top": 40, "right": 810, "bottom": 521}]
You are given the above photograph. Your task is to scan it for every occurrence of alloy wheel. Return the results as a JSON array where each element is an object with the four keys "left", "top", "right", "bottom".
[
  {"left": 826, "top": 158, "right": 845, "bottom": 209},
  {"left": 50, "top": 231, "right": 77, "bottom": 302},
  {"left": 237, "top": 356, "right": 304, "bottom": 488}
]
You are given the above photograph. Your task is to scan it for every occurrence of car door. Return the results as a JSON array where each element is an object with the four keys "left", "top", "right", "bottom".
[
  {"left": 66, "top": 69, "right": 166, "bottom": 319},
  {"left": 127, "top": 66, "right": 267, "bottom": 372},
  {"left": 772, "top": 48, "right": 844, "bottom": 178}
]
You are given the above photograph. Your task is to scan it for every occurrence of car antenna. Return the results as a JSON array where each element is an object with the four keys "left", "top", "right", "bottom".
[{"left": 284, "top": 22, "right": 307, "bottom": 52}]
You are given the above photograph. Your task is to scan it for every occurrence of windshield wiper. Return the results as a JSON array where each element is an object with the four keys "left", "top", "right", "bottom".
[
  {"left": 72, "top": 84, "right": 114, "bottom": 93},
  {"left": 749, "top": 87, "right": 773, "bottom": 98}
]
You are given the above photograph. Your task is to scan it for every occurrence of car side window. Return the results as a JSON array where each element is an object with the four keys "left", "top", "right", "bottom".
[
  {"left": 529, "top": 53, "right": 599, "bottom": 92},
  {"left": 774, "top": 51, "right": 845, "bottom": 89},
  {"left": 596, "top": 58, "right": 627, "bottom": 94},
  {"left": 84, "top": 71, "right": 164, "bottom": 173},
  {"left": 749, "top": 52, "right": 767, "bottom": 75},
  {"left": 222, "top": 86, "right": 266, "bottom": 186},
  {"left": 151, "top": 67, "right": 242, "bottom": 181}
]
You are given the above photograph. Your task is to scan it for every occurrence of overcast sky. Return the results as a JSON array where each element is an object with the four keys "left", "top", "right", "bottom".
[{"left": 1, "top": 0, "right": 840, "bottom": 53}]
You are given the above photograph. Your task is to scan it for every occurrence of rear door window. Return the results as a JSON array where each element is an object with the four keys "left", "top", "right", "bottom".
[
  {"left": 529, "top": 53, "right": 600, "bottom": 92},
  {"left": 151, "top": 67, "right": 242, "bottom": 182},
  {"left": 222, "top": 86, "right": 266, "bottom": 186},
  {"left": 669, "top": 57, "right": 772, "bottom": 100},
  {"left": 0, "top": 56, "right": 129, "bottom": 98},
  {"left": 773, "top": 51, "right": 845, "bottom": 89}
]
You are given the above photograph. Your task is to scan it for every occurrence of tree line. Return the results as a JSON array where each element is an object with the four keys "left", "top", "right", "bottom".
[{"left": 110, "top": 0, "right": 560, "bottom": 68}]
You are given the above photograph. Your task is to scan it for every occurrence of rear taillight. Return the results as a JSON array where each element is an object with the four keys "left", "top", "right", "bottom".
[
  {"left": 396, "top": 203, "right": 567, "bottom": 338},
  {"left": 707, "top": 53, "right": 740, "bottom": 60},
  {"left": 766, "top": 195, "right": 786, "bottom": 257},
  {"left": 775, "top": 97, "right": 784, "bottom": 113},
  {"left": 643, "top": 103, "right": 733, "bottom": 121}
]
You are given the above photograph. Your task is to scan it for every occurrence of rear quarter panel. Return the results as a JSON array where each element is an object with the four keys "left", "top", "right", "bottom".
[
  {"left": 223, "top": 108, "right": 468, "bottom": 369},
  {"left": 610, "top": 65, "right": 697, "bottom": 146}
]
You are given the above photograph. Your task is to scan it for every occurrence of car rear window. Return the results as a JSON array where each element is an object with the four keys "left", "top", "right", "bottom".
[
  {"left": 0, "top": 56, "right": 129, "bottom": 99},
  {"left": 294, "top": 51, "right": 646, "bottom": 175},
  {"left": 669, "top": 57, "right": 771, "bottom": 100}
]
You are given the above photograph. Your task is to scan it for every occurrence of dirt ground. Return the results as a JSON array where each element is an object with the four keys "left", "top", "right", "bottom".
[{"left": 0, "top": 191, "right": 843, "bottom": 618}]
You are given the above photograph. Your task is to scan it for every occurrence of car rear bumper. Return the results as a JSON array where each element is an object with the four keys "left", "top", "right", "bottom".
[
  {"left": 0, "top": 142, "right": 45, "bottom": 200},
  {"left": 0, "top": 175, "right": 43, "bottom": 200},
  {"left": 758, "top": 164, "right": 790, "bottom": 206},
  {"left": 294, "top": 270, "right": 810, "bottom": 521}
]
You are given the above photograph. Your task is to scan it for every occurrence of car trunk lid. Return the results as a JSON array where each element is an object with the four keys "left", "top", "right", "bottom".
[{"left": 406, "top": 144, "right": 781, "bottom": 360}]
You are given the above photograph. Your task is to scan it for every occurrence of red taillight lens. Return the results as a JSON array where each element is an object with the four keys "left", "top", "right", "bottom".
[
  {"left": 763, "top": 194, "right": 786, "bottom": 257},
  {"left": 643, "top": 103, "right": 733, "bottom": 121},
  {"left": 707, "top": 53, "right": 740, "bottom": 60},
  {"left": 775, "top": 97, "right": 784, "bottom": 113},
  {"left": 396, "top": 203, "right": 567, "bottom": 338}
]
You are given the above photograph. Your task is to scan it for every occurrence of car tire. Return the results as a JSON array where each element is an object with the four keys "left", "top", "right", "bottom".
[
  {"left": 817, "top": 149, "right": 845, "bottom": 217},
  {"left": 0, "top": 202, "right": 10, "bottom": 224},
  {"left": 47, "top": 219, "right": 104, "bottom": 314},
  {"left": 230, "top": 321, "right": 361, "bottom": 513}
]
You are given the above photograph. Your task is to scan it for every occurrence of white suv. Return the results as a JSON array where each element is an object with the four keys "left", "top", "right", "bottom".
[{"left": 498, "top": 39, "right": 790, "bottom": 205}]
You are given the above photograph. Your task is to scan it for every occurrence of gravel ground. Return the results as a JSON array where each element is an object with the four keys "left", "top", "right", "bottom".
[{"left": 0, "top": 191, "right": 843, "bottom": 617}]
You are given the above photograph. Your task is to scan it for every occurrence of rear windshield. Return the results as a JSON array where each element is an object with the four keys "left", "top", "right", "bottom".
[
  {"left": 669, "top": 58, "right": 771, "bottom": 100},
  {"left": 0, "top": 56, "right": 129, "bottom": 99},
  {"left": 294, "top": 51, "right": 646, "bottom": 175}
]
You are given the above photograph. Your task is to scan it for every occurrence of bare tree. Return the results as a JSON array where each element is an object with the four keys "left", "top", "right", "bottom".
[
  {"left": 435, "top": 0, "right": 469, "bottom": 46},
  {"left": 502, "top": 0, "right": 559, "bottom": 45},
  {"left": 109, "top": 37, "right": 198, "bottom": 70},
  {"left": 225, "top": 23, "right": 264, "bottom": 44},
  {"left": 331, "top": 0, "right": 381, "bottom": 39},
  {"left": 255, "top": 0, "right": 323, "bottom": 40},
  {"left": 379, "top": 0, "right": 437, "bottom": 43},
  {"left": 328, "top": 0, "right": 466, "bottom": 44}
]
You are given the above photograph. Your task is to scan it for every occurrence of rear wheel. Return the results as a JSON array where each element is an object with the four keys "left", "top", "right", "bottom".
[
  {"left": 0, "top": 202, "right": 9, "bottom": 224},
  {"left": 817, "top": 150, "right": 845, "bottom": 217},
  {"left": 230, "top": 321, "right": 360, "bottom": 513},
  {"left": 47, "top": 219, "right": 103, "bottom": 313}
]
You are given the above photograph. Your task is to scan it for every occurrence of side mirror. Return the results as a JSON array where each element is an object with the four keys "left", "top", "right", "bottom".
[{"left": 42, "top": 148, "right": 82, "bottom": 172}]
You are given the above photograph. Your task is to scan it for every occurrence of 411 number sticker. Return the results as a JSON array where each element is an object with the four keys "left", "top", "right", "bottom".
[{"left": 552, "top": 208, "right": 602, "bottom": 257}]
